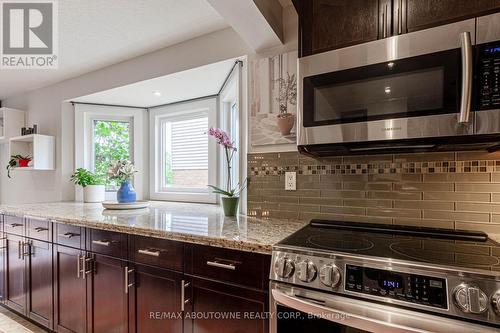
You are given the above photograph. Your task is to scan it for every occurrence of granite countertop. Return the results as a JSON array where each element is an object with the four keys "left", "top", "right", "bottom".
[{"left": 0, "top": 201, "right": 307, "bottom": 254}]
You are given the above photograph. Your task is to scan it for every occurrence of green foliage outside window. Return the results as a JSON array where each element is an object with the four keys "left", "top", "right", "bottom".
[{"left": 93, "top": 120, "right": 130, "bottom": 188}]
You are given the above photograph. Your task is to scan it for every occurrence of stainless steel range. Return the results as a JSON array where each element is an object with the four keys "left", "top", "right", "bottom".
[{"left": 270, "top": 220, "right": 500, "bottom": 332}]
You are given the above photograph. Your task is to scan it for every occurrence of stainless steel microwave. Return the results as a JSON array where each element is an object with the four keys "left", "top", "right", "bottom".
[{"left": 297, "top": 13, "right": 500, "bottom": 156}]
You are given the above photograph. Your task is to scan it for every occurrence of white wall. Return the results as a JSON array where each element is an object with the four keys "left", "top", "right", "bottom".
[
  {"left": 0, "top": 28, "right": 253, "bottom": 204},
  {"left": 0, "top": 5, "right": 299, "bottom": 204}
]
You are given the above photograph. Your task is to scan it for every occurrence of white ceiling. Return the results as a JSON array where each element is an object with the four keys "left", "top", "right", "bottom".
[
  {"left": 72, "top": 58, "right": 237, "bottom": 107},
  {"left": 0, "top": 0, "right": 228, "bottom": 100}
]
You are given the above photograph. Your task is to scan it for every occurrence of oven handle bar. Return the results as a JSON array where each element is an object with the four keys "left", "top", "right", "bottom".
[
  {"left": 458, "top": 31, "right": 472, "bottom": 124},
  {"left": 272, "top": 288, "right": 421, "bottom": 333},
  {"left": 271, "top": 287, "right": 497, "bottom": 333}
]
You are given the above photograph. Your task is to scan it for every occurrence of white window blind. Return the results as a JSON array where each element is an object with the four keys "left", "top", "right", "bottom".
[{"left": 169, "top": 115, "right": 208, "bottom": 170}]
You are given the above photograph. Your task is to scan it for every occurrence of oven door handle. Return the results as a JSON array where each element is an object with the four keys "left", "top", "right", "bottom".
[
  {"left": 271, "top": 288, "right": 496, "bottom": 333},
  {"left": 272, "top": 289, "right": 419, "bottom": 333},
  {"left": 458, "top": 31, "right": 472, "bottom": 124}
]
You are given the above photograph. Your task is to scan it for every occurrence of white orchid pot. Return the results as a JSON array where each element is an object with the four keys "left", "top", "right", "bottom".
[{"left": 83, "top": 185, "right": 105, "bottom": 203}]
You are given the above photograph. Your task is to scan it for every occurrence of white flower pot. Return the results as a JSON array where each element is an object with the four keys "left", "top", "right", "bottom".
[{"left": 83, "top": 185, "right": 105, "bottom": 203}]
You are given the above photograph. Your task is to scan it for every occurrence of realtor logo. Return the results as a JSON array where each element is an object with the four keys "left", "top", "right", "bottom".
[{"left": 1, "top": 0, "right": 58, "bottom": 69}]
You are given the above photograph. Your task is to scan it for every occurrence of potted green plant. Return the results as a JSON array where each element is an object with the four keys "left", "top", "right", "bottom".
[
  {"left": 6, "top": 154, "right": 32, "bottom": 178},
  {"left": 207, "top": 128, "right": 247, "bottom": 216},
  {"left": 70, "top": 168, "right": 106, "bottom": 203}
]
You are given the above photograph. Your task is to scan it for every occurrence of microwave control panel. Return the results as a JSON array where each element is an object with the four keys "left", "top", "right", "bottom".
[{"left": 477, "top": 42, "right": 500, "bottom": 109}]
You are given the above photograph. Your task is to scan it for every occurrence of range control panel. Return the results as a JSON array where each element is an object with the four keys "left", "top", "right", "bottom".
[
  {"left": 477, "top": 42, "right": 500, "bottom": 109},
  {"left": 345, "top": 265, "right": 448, "bottom": 309}
]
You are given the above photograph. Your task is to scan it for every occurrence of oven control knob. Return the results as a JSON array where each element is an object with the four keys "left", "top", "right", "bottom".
[
  {"left": 319, "top": 264, "right": 341, "bottom": 287},
  {"left": 453, "top": 284, "right": 488, "bottom": 314},
  {"left": 297, "top": 260, "right": 317, "bottom": 282},
  {"left": 274, "top": 257, "right": 295, "bottom": 278},
  {"left": 491, "top": 290, "right": 500, "bottom": 315}
]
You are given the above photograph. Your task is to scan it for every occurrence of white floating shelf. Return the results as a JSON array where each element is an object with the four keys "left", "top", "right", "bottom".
[
  {"left": 0, "top": 107, "right": 26, "bottom": 144},
  {"left": 9, "top": 134, "right": 55, "bottom": 171}
]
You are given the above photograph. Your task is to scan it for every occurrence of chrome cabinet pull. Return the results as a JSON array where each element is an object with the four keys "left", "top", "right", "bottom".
[
  {"left": 18, "top": 241, "right": 22, "bottom": 259},
  {"left": 397, "top": 0, "right": 403, "bottom": 34},
  {"left": 34, "top": 227, "right": 48, "bottom": 232},
  {"left": 83, "top": 256, "right": 93, "bottom": 279},
  {"left": 9, "top": 223, "right": 23, "bottom": 228},
  {"left": 92, "top": 240, "right": 110, "bottom": 247},
  {"left": 124, "top": 266, "right": 134, "bottom": 294},
  {"left": 58, "top": 232, "right": 80, "bottom": 239},
  {"left": 206, "top": 260, "right": 237, "bottom": 271},
  {"left": 23, "top": 241, "right": 31, "bottom": 257},
  {"left": 77, "top": 254, "right": 82, "bottom": 278},
  {"left": 138, "top": 248, "right": 161, "bottom": 257},
  {"left": 458, "top": 31, "right": 472, "bottom": 124},
  {"left": 181, "top": 280, "right": 191, "bottom": 311}
]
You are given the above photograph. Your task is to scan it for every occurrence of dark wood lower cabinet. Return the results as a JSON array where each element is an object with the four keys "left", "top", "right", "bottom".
[
  {"left": 5, "top": 234, "right": 26, "bottom": 314},
  {"left": 54, "top": 245, "right": 87, "bottom": 333},
  {"left": 0, "top": 233, "right": 6, "bottom": 304},
  {"left": 90, "top": 254, "right": 128, "bottom": 333},
  {"left": 130, "top": 264, "right": 183, "bottom": 333},
  {"left": 26, "top": 239, "right": 53, "bottom": 329},
  {"left": 185, "top": 277, "right": 268, "bottom": 333}
]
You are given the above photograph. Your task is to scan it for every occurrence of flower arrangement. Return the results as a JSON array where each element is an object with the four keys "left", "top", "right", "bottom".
[
  {"left": 207, "top": 128, "right": 247, "bottom": 198},
  {"left": 107, "top": 160, "right": 137, "bottom": 183},
  {"left": 276, "top": 72, "right": 297, "bottom": 116}
]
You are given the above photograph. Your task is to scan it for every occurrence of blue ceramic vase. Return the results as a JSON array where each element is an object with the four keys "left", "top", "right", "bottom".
[{"left": 117, "top": 180, "right": 136, "bottom": 203}]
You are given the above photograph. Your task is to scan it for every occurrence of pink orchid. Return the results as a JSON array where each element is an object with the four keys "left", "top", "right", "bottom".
[{"left": 208, "top": 127, "right": 236, "bottom": 150}]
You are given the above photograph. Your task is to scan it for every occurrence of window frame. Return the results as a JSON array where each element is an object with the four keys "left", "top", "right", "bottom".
[
  {"left": 74, "top": 104, "right": 146, "bottom": 201},
  {"left": 149, "top": 98, "right": 217, "bottom": 203}
]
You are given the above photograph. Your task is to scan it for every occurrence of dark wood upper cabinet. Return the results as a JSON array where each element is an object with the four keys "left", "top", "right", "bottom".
[
  {"left": 404, "top": 0, "right": 500, "bottom": 33},
  {"left": 295, "top": 0, "right": 379, "bottom": 56},
  {"left": 294, "top": 0, "right": 500, "bottom": 57},
  {"left": 26, "top": 239, "right": 53, "bottom": 329}
]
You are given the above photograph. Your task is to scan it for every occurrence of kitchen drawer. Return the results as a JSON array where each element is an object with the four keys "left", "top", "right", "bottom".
[
  {"left": 185, "top": 244, "right": 271, "bottom": 290},
  {"left": 3, "top": 215, "right": 24, "bottom": 236},
  {"left": 130, "top": 235, "right": 183, "bottom": 271},
  {"left": 26, "top": 217, "right": 52, "bottom": 242},
  {"left": 87, "top": 228, "right": 127, "bottom": 259},
  {"left": 54, "top": 223, "right": 84, "bottom": 249}
]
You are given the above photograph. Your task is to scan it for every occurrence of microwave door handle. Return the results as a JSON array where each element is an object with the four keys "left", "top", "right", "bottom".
[{"left": 458, "top": 31, "right": 473, "bottom": 124}]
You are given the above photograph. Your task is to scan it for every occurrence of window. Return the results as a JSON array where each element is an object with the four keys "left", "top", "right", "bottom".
[
  {"left": 150, "top": 98, "right": 217, "bottom": 203},
  {"left": 74, "top": 103, "right": 146, "bottom": 201},
  {"left": 92, "top": 119, "right": 131, "bottom": 190}
]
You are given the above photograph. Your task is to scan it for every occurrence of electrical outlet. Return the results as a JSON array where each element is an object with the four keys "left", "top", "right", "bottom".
[{"left": 285, "top": 172, "right": 296, "bottom": 191}]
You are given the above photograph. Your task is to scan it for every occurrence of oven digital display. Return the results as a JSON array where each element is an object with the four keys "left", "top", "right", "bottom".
[
  {"left": 345, "top": 265, "right": 447, "bottom": 309},
  {"left": 485, "top": 46, "right": 500, "bottom": 55}
]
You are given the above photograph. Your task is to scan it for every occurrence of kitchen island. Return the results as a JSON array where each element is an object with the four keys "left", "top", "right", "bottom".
[{"left": 0, "top": 201, "right": 306, "bottom": 333}]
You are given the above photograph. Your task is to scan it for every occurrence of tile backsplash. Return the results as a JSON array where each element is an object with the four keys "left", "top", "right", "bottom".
[{"left": 247, "top": 151, "right": 500, "bottom": 235}]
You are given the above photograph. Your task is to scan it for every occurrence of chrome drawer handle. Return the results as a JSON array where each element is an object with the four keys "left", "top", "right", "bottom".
[
  {"left": 58, "top": 232, "right": 80, "bottom": 239},
  {"left": 92, "top": 240, "right": 110, "bottom": 247},
  {"left": 206, "top": 260, "right": 236, "bottom": 271},
  {"left": 9, "top": 223, "right": 23, "bottom": 228},
  {"left": 138, "top": 248, "right": 161, "bottom": 257},
  {"left": 34, "top": 227, "right": 48, "bottom": 232}
]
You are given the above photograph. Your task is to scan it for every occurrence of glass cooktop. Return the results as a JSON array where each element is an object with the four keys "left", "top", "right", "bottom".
[{"left": 277, "top": 220, "right": 500, "bottom": 271}]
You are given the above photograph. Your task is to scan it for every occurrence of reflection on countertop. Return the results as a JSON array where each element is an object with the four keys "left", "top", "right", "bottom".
[{"left": 0, "top": 201, "right": 307, "bottom": 254}]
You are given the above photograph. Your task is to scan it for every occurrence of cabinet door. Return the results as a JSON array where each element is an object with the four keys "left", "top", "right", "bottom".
[
  {"left": 130, "top": 264, "right": 183, "bottom": 333},
  {"left": 0, "top": 233, "right": 6, "bottom": 304},
  {"left": 405, "top": 0, "right": 500, "bottom": 33},
  {"left": 26, "top": 239, "right": 53, "bottom": 329},
  {"left": 54, "top": 245, "right": 87, "bottom": 333},
  {"left": 296, "top": 0, "right": 379, "bottom": 56},
  {"left": 185, "top": 277, "right": 268, "bottom": 333},
  {"left": 5, "top": 234, "right": 26, "bottom": 314},
  {"left": 90, "top": 254, "right": 129, "bottom": 333}
]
